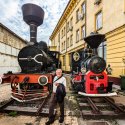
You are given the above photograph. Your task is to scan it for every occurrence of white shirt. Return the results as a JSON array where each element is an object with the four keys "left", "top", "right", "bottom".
[{"left": 53, "top": 76, "right": 66, "bottom": 93}]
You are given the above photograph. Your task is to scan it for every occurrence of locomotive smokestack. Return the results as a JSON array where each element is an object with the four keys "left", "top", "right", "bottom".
[
  {"left": 84, "top": 32, "right": 105, "bottom": 55},
  {"left": 22, "top": 3, "right": 44, "bottom": 44}
]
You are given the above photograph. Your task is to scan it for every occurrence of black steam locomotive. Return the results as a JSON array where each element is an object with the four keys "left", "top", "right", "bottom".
[
  {"left": 72, "top": 33, "right": 117, "bottom": 97},
  {"left": 0, "top": 4, "right": 60, "bottom": 102}
]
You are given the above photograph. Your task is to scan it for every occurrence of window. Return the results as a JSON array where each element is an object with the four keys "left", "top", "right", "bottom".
[
  {"left": 64, "top": 27, "right": 65, "bottom": 36},
  {"left": 62, "top": 43, "right": 63, "bottom": 51},
  {"left": 67, "top": 38, "right": 69, "bottom": 48},
  {"left": 67, "top": 22, "right": 69, "bottom": 32},
  {"left": 69, "top": 54, "right": 72, "bottom": 67},
  {"left": 61, "top": 30, "right": 63, "bottom": 38},
  {"left": 76, "top": 9, "right": 80, "bottom": 22},
  {"left": 69, "top": 17, "right": 73, "bottom": 31},
  {"left": 96, "top": 11, "right": 102, "bottom": 30},
  {"left": 70, "top": 35, "right": 73, "bottom": 46},
  {"left": 81, "top": 2, "right": 86, "bottom": 14},
  {"left": 76, "top": 29, "right": 80, "bottom": 42},
  {"left": 53, "top": 39, "right": 55, "bottom": 46},
  {"left": 63, "top": 55, "right": 66, "bottom": 66},
  {"left": 58, "top": 33, "right": 60, "bottom": 42},
  {"left": 81, "top": 25, "right": 86, "bottom": 39},
  {"left": 98, "top": 41, "right": 106, "bottom": 60},
  {"left": 70, "top": 17, "right": 73, "bottom": 27},
  {"left": 64, "top": 41, "right": 65, "bottom": 50},
  {"left": 94, "top": 0, "right": 102, "bottom": 5}
]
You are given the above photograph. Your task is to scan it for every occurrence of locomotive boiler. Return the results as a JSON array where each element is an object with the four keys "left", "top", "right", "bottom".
[
  {"left": 72, "top": 33, "right": 117, "bottom": 97},
  {"left": 0, "top": 4, "right": 60, "bottom": 102}
]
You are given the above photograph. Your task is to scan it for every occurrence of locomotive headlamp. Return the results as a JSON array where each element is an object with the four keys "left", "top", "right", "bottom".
[
  {"left": 38, "top": 75, "right": 48, "bottom": 86},
  {"left": 0, "top": 77, "right": 2, "bottom": 84}
]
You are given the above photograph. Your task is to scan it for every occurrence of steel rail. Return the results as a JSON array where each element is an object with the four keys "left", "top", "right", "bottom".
[
  {"left": 103, "top": 97, "right": 125, "bottom": 113},
  {"left": 36, "top": 96, "right": 49, "bottom": 115},
  {"left": 0, "top": 99, "right": 14, "bottom": 111},
  {"left": 86, "top": 97, "right": 101, "bottom": 114}
]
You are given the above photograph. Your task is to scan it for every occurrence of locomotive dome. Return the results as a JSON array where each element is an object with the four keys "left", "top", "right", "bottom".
[{"left": 38, "top": 41, "right": 48, "bottom": 53}]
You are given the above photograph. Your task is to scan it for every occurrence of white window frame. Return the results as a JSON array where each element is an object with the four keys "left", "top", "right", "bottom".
[
  {"left": 96, "top": 11, "right": 102, "bottom": 30},
  {"left": 81, "top": 25, "right": 86, "bottom": 39},
  {"left": 82, "top": 2, "right": 86, "bottom": 14},
  {"left": 98, "top": 41, "right": 106, "bottom": 60}
]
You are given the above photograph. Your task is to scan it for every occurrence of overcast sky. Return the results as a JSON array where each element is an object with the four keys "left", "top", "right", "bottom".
[{"left": 0, "top": 0, "right": 69, "bottom": 45}]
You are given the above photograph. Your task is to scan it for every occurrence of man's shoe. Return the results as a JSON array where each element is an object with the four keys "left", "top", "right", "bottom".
[
  {"left": 59, "top": 117, "right": 64, "bottom": 123},
  {"left": 45, "top": 119, "right": 54, "bottom": 125}
]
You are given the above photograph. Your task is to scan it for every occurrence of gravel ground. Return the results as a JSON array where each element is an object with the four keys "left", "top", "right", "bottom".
[{"left": 0, "top": 83, "right": 11, "bottom": 103}]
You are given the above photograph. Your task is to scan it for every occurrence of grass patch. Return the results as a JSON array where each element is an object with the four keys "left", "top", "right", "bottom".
[{"left": 8, "top": 111, "right": 17, "bottom": 117}]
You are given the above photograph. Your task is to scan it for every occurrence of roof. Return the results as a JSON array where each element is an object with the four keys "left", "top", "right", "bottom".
[{"left": 0, "top": 22, "right": 27, "bottom": 44}]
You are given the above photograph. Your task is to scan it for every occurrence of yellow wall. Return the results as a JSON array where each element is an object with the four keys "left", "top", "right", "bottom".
[
  {"left": 106, "top": 25, "right": 125, "bottom": 77},
  {"left": 50, "top": 0, "right": 125, "bottom": 76}
]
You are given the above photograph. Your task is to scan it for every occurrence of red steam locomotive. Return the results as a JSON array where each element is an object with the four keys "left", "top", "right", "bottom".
[{"left": 72, "top": 33, "right": 117, "bottom": 97}]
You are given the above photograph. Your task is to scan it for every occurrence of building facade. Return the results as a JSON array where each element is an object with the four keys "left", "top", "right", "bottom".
[
  {"left": 0, "top": 23, "right": 27, "bottom": 74},
  {"left": 50, "top": 0, "right": 125, "bottom": 80}
]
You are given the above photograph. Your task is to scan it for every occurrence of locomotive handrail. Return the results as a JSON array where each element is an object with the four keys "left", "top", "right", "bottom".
[{"left": 18, "top": 54, "right": 43, "bottom": 65}]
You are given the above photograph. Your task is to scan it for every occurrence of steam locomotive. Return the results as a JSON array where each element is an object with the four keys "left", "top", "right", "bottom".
[
  {"left": 72, "top": 33, "right": 117, "bottom": 97},
  {"left": 0, "top": 4, "right": 60, "bottom": 102}
]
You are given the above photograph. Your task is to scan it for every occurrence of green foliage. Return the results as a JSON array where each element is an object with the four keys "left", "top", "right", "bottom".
[{"left": 8, "top": 111, "right": 17, "bottom": 117}]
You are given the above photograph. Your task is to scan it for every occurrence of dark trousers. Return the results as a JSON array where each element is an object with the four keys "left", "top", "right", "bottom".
[{"left": 49, "top": 93, "right": 64, "bottom": 120}]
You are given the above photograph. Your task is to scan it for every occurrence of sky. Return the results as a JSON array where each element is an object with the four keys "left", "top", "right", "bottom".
[{"left": 0, "top": 0, "right": 69, "bottom": 45}]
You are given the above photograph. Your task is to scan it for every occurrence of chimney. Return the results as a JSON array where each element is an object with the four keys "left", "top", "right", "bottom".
[
  {"left": 22, "top": 3, "right": 44, "bottom": 44},
  {"left": 84, "top": 32, "right": 105, "bottom": 55}
]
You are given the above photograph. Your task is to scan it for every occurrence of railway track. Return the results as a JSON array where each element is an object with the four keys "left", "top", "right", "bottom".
[
  {"left": 0, "top": 95, "right": 56, "bottom": 116},
  {"left": 77, "top": 96, "right": 125, "bottom": 119}
]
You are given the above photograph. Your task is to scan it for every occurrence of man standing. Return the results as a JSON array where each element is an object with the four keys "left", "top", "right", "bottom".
[{"left": 46, "top": 69, "right": 66, "bottom": 125}]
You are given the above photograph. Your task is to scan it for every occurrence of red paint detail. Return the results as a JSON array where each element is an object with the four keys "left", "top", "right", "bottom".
[
  {"left": 1, "top": 73, "right": 54, "bottom": 84},
  {"left": 85, "top": 71, "right": 108, "bottom": 94},
  {"left": 72, "top": 72, "right": 82, "bottom": 83}
]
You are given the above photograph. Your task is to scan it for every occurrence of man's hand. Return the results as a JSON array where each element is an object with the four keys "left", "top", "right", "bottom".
[{"left": 55, "top": 83, "right": 59, "bottom": 86}]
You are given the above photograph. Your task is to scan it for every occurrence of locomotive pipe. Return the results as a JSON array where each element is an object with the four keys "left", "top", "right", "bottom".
[{"left": 30, "top": 23, "right": 37, "bottom": 43}]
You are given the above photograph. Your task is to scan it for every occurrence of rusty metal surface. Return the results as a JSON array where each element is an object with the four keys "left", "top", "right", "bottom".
[{"left": 86, "top": 97, "right": 101, "bottom": 114}]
